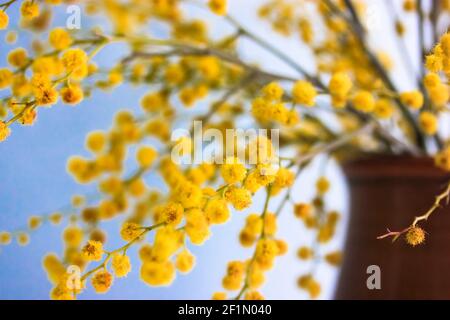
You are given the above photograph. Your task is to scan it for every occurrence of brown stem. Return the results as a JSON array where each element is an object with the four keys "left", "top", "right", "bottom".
[
  {"left": 378, "top": 180, "right": 450, "bottom": 241},
  {"left": 80, "top": 222, "right": 166, "bottom": 281},
  {"left": 294, "top": 122, "right": 376, "bottom": 166},
  {"left": 377, "top": 227, "right": 411, "bottom": 241},
  {"left": 123, "top": 46, "right": 297, "bottom": 83},
  {"left": 430, "top": 0, "right": 440, "bottom": 44},
  {"left": 225, "top": 15, "right": 325, "bottom": 90},
  {"left": 383, "top": 0, "right": 418, "bottom": 84},
  {"left": 416, "top": 0, "right": 426, "bottom": 78},
  {"left": 351, "top": 0, "right": 426, "bottom": 150}
]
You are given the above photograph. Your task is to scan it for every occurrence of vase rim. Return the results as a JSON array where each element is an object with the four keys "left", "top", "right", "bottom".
[{"left": 343, "top": 154, "right": 449, "bottom": 180}]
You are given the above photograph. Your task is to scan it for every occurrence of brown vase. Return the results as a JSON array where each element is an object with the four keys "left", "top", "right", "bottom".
[{"left": 335, "top": 155, "right": 450, "bottom": 300}]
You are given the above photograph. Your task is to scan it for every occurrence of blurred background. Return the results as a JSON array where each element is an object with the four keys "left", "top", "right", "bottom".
[{"left": 0, "top": 0, "right": 439, "bottom": 299}]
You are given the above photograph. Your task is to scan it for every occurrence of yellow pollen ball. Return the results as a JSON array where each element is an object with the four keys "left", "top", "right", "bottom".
[
  {"left": 49, "top": 212, "right": 63, "bottom": 225},
  {"left": 62, "top": 48, "right": 88, "bottom": 74},
  {"left": 136, "top": 146, "right": 158, "bottom": 168},
  {"left": 120, "top": 222, "right": 143, "bottom": 242},
  {"left": 292, "top": 80, "right": 317, "bottom": 107},
  {"left": 61, "top": 85, "right": 84, "bottom": 105},
  {"left": 403, "top": 0, "right": 416, "bottom": 11},
  {"left": 0, "top": 10, "right": 9, "bottom": 30},
  {"left": 175, "top": 249, "right": 196, "bottom": 274},
  {"left": 0, "top": 231, "right": 12, "bottom": 245},
  {"left": 294, "top": 203, "right": 311, "bottom": 219},
  {"left": 28, "top": 216, "right": 42, "bottom": 230},
  {"left": 424, "top": 73, "right": 441, "bottom": 88},
  {"left": 297, "top": 247, "right": 314, "bottom": 260},
  {"left": 400, "top": 91, "right": 424, "bottom": 109},
  {"left": 5, "top": 31, "right": 17, "bottom": 44},
  {"left": 140, "top": 260, "right": 175, "bottom": 287},
  {"left": 17, "top": 232, "right": 30, "bottom": 246},
  {"left": 49, "top": 28, "right": 73, "bottom": 50},
  {"left": 221, "top": 157, "right": 247, "bottom": 184},
  {"left": 8, "top": 48, "right": 28, "bottom": 68},
  {"left": 352, "top": 90, "right": 375, "bottom": 113},
  {"left": 86, "top": 131, "right": 106, "bottom": 153},
  {"left": 91, "top": 270, "right": 113, "bottom": 293},
  {"left": 175, "top": 181, "right": 203, "bottom": 208},
  {"left": 0, "top": 68, "right": 13, "bottom": 89},
  {"left": 212, "top": 292, "right": 227, "bottom": 300},
  {"left": 63, "top": 226, "right": 83, "bottom": 247},
  {"left": 325, "top": 251, "right": 342, "bottom": 266},
  {"left": 329, "top": 72, "right": 352, "bottom": 97},
  {"left": 209, "top": 0, "right": 227, "bottom": 16},
  {"left": 245, "top": 291, "right": 264, "bottom": 300},
  {"left": 21, "top": 1, "right": 40, "bottom": 20},
  {"left": 426, "top": 54, "right": 443, "bottom": 73},
  {"left": 419, "top": 111, "right": 438, "bottom": 135},
  {"left": 140, "top": 92, "right": 165, "bottom": 112},
  {"left": 405, "top": 227, "right": 426, "bottom": 246},
  {"left": 428, "top": 84, "right": 449, "bottom": 106},
  {"left": 205, "top": 198, "right": 230, "bottom": 224},
  {"left": 316, "top": 177, "right": 330, "bottom": 194},
  {"left": 374, "top": 99, "right": 395, "bottom": 119},
  {"left": 440, "top": 32, "right": 450, "bottom": 56},
  {"left": 261, "top": 82, "right": 284, "bottom": 101},
  {"left": 224, "top": 186, "right": 252, "bottom": 211},
  {"left": 435, "top": 147, "right": 450, "bottom": 172},
  {"left": 111, "top": 254, "right": 132, "bottom": 278},
  {"left": 0, "top": 121, "right": 11, "bottom": 142},
  {"left": 81, "top": 240, "right": 103, "bottom": 261},
  {"left": 161, "top": 202, "right": 184, "bottom": 226}
]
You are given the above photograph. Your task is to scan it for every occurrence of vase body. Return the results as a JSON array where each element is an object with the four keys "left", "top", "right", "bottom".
[{"left": 335, "top": 156, "right": 450, "bottom": 300}]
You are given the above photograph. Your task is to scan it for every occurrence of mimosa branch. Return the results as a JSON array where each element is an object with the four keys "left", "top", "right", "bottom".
[
  {"left": 341, "top": 0, "right": 426, "bottom": 150},
  {"left": 378, "top": 180, "right": 450, "bottom": 241},
  {"left": 234, "top": 186, "right": 272, "bottom": 300},
  {"left": 411, "top": 181, "right": 450, "bottom": 227},
  {"left": 122, "top": 44, "right": 297, "bottom": 83},
  {"left": 80, "top": 222, "right": 166, "bottom": 281},
  {"left": 294, "top": 122, "right": 376, "bottom": 166}
]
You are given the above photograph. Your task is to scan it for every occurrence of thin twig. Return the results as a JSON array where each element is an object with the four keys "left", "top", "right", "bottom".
[
  {"left": 122, "top": 45, "right": 297, "bottom": 83},
  {"left": 225, "top": 15, "right": 324, "bottom": 88},
  {"left": 416, "top": 0, "right": 426, "bottom": 78},
  {"left": 294, "top": 122, "right": 376, "bottom": 166},
  {"left": 234, "top": 186, "right": 272, "bottom": 300},
  {"left": 412, "top": 181, "right": 450, "bottom": 227},
  {"left": 80, "top": 222, "right": 166, "bottom": 281},
  {"left": 378, "top": 180, "right": 450, "bottom": 241},
  {"left": 383, "top": 0, "right": 418, "bottom": 83},
  {"left": 339, "top": 0, "right": 426, "bottom": 150}
]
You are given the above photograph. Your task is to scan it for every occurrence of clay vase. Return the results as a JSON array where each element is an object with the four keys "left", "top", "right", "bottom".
[{"left": 335, "top": 155, "right": 450, "bottom": 299}]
